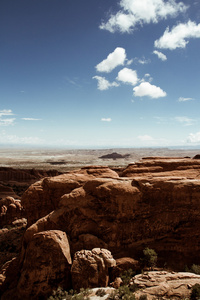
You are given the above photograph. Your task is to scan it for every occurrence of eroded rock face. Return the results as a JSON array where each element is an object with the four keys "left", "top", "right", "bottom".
[
  {"left": 132, "top": 271, "right": 200, "bottom": 299},
  {"left": 22, "top": 166, "right": 119, "bottom": 226},
  {"left": 0, "top": 197, "right": 24, "bottom": 228},
  {"left": 71, "top": 248, "right": 116, "bottom": 291},
  {"left": 16, "top": 230, "right": 72, "bottom": 299}
]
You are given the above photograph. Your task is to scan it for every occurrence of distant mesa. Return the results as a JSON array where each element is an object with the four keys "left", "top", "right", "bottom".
[
  {"left": 99, "top": 152, "right": 130, "bottom": 160},
  {"left": 193, "top": 154, "right": 200, "bottom": 159}
]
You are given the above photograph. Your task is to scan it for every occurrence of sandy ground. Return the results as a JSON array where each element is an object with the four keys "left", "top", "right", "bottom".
[{"left": 0, "top": 147, "right": 199, "bottom": 172}]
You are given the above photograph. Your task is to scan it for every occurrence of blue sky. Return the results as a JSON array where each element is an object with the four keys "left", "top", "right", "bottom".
[{"left": 0, "top": 0, "right": 200, "bottom": 148}]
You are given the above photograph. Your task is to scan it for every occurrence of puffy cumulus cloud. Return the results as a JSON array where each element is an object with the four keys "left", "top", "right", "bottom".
[
  {"left": 178, "top": 97, "right": 194, "bottom": 102},
  {"left": 155, "top": 20, "right": 200, "bottom": 50},
  {"left": 187, "top": 131, "right": 200, "bottom": 143},
  {"left": 174, "top": 116, "right": 195, "bottom": 126},
  {"left": 100, "top": 0, "right": 188, "bottom": 33},
  {"left": 153, "top": 50, "right": 167, "bottom": 61},
  {"left": 101, "top": 118, "right": 112, "bottom": 122},
  {"left": 96, "top": 47, "right": 126, "bottom": 73},
  {"left": 117, "top": 67, "right": 139, "bottom": 85},
  {"left": 133, "top": 82, "right": 167, "bottom": 98},
  {"left": 21, "top": 118, "right": 42, "bottom": 121},
  {"left": 93, "top": 76, "right": 119, "bottom": 90}
]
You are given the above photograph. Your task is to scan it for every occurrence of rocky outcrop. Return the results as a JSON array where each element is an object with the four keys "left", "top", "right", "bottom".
[
  {"left": 121, "top": 157, "right": 200, "bottom": 177},
  {"left": 0, "top": 197, "right": 24, "bottom": 228},
  {"left": 132, "top": 271, "right": 200, "bottom": 299},
  {"left": 21, "top": 166, "right": 119, "bottom": 226},
  {"left": 110, "top": 257, "right": 140, "bottom": 282},
  {"left": 15, "top": 230, "right": 72, "bottom": 300},
  {"left": 1, "top": 158, "right": 200, "bottom": 299},
  {"left": 71, "top": 248, "right": 116, "bottom": 291},
  {"left": 99, "top": 152, "right": 130, "bottom": 160}
]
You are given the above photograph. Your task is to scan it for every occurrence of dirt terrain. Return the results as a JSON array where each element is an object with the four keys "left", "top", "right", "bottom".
[{"left": 0, "top": 147, "right": 199, "bottom": 171}]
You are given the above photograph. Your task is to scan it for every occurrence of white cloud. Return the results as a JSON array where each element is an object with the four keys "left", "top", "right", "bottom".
[
  {"left": 0, "top": 131, "right": 44, "bottom": 145},
  {"left": 117, "top": 67, "right": 139, "bottom": 86},
  {"left": 100, "top": 0, "right": 188, "bottom": 33},
  {"left": 0, "top": 110, "right": 15, "bottom": 126},
  {"left": 137, "top": 135, "right": 154, "bottom": 141},
  {"left": 154, "top": 20, "right": 200, "bottom": 50},
  {"left": 153, "top": 50, "right": 167, "bottom": 61},
  {"left": 133, "top": 82, "right": 167, "bottom": 98},
  {"left": 21, "top": 118, "right": 42, "bottom": 121},
  {"left": 174, "top": 116, "right": 195, "bottom": 126},
  {"left": 134, "top": 57, "right": 151, "bottom": 65},
  {"left": 0, "top": 118, "right": 15, "bottom": 126},
  {"left": 178, "top": 97, "right": 194, "bottom": 102},
  {"left": 96, "top": 47, "right": 126, "bottom": 73},
  {"left": 93, "top": 76, "right": 119, "bottom": 90},
  {"left": 0, "top": 109, "right": 14, "bottom": 117},
  {"left": 187, "top": 132, "right": 200, "bottom": 143},
  {"left": 101, "top": 118, "right": 112, "bottom": 122}
]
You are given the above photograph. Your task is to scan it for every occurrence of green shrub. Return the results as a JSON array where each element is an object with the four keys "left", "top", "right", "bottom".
[
  {"left": 142, "top": 248, "right": 157, "bottom": 269},
  {"left": 108, "top": 285, "right": 135, "bottom": 300},
  {"left": 191, "top": 265, "right": 200, "bottom": 275},
  {"left": 121, "top": 269, "right": 136, "bottom": 285},
  {"left": 190, "top": 284, "right": 200, "bottom": 300}
]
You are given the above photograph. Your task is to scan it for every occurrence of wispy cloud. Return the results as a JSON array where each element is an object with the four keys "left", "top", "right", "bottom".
[
  {"left": 0, "top": 109, "right": 14, "bottom": 117},
  {"left": 174, "top": 116, "right": 196, "bottom": 126},
  {"left": 101, "top": 118, "right": 112, "bottom": 122},
  {"left": 21, "top": 118, "right": 42, "bottom": 121},
  {"left": 134, "top": 57, "right": 151, "bottom": 65},
  {"left": 153, "top": 50, "right": 167, "bottom": 61},
  {"left": 0, "top": 131, "right": 44, "bottom": 145},
  {"left": 133, "top": 82, "right": 167, "bottom": 98},
  {"left": 96, "top": 47, "right": 127, "bottom": 73},
  {"left": 178, "top": 97, "right": 194, "bottom": 102},
  {"left": 0, "top": 110, "right": 15, "bottom": 126},
  {"left": 155, "top": 20, "right": 200, "bottom": 50},
  {"left": 93, "top": 76, "right": 119, "bottom": 90},
  {"left": 100, "top": 0, "right": 188, "bottom": 33}
]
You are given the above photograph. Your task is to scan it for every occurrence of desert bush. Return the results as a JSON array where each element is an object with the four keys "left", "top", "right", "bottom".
[
  {"left": 142, "top": 248, "right": 157, "bottom": 269},
  {"left": 191, "top": 265, "right": 200, "bottom": 275},
  {"left": 121, "top": 269, "right": 136, "bottom": 285},
  {"left": 190, "top": 284, "right": 200, "bottom": 300},
  {"left": 108, "top": 285, "right": 135, "bottom": 300}
]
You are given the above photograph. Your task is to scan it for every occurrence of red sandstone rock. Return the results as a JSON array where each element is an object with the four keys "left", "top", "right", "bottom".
[
  {"left": 22, "top": 166, "right": 119, "bottom": 226},
  {"left": 0, "top": 197, "right": 24, "bottom": 228},
  {"left": 71, "top": 248, "right": 116, "bottom": 291},
  {"left": 16, "top": 230, "right": 72, "bottom": 299},
  {"left": 132, "top": 271, "right": 200, "bottom": 300}
]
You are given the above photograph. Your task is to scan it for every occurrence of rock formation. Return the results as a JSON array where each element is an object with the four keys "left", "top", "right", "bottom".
[
  {"left": 71, "top": 248, "right": 116, "bottom": 291},
  {"left": 99, "top": 152, "right": 130, "bottom": 160},
  {"left": 1, "top": 157, "right": 200, "bottom": 299},
  {"left": 0, "top": 197, "right": 24, "bottom": 228},
  {"left": 132, "top": 271, "right": 200, "bottom": 299}
]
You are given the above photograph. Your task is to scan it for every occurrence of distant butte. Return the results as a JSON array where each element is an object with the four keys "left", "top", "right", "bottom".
[{"left": 99, "top": 152, "right": 130, "bottom": 160}]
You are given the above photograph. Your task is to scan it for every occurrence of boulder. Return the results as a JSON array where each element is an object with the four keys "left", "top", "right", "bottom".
[
  {"left": 132, "top": 271, "right": 200, "bottom": 299},
  {"left": 71, "top": 248, "right": 116, "bottom": 291},
  {"left": 22, "top": 166, "right": 119, "bottom": 226},
  {"left": 0, "top": 197, "right": 24, "bottom": 228},
  {"left": 16, "top": 230, "right": 72, "bottom": 299}
]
